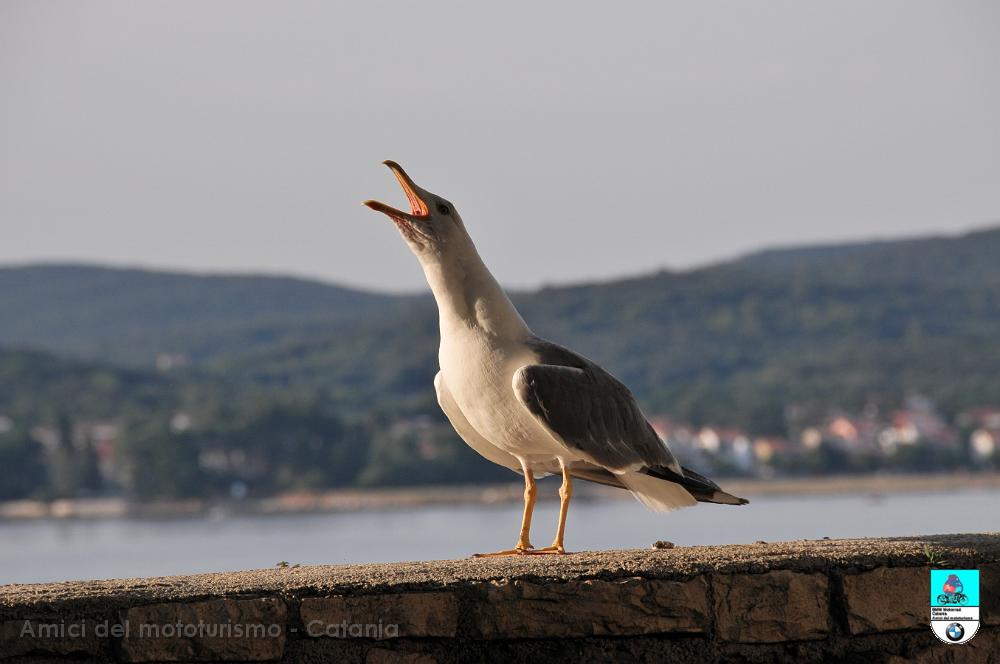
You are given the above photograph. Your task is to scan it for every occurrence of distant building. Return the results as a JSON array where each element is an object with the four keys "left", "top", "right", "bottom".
[
  {"left": 878, "top": 395, "right": 957, "bottom": 452},
  {"left": 822, "top": 414, "right": 880, "bottom": 451},
  {"left": 170, "top": 413, "right": 193, "bottom": 432},
  {"left": 958, "top": 407, "right": 1000, "bottom": 431},
  {"left": 800, "top": 427, "right": 823, "bottom": 450},
  {"left": 89, "top": 423, "right": 120, "bottom": 482},
  {"left": 960, "top": 407, "right": 1000, "bottom": 465},
  {"left": 970, "top": 429, "right": 997, "bottom": 463},
  {"left": 695, "top": 426, "right": 755, "bottom": 472},
  {"left": 648, "top": 417, "right": 716, "bottom": 472},
  {"left": 696, "top": 427, "right": 721, "bottom": 454},
  {"left": 29, "top": 425, "right": 60, "bottom": 451},
  {"left": 155, "top": 353, "right": 190, "bottom": 372},
  {"left": 752, "top": 437, "right": 792, "bottom": 466}
]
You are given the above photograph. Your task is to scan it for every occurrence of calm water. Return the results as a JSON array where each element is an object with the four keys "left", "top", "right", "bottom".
[{"left": 2, "top": 489, "right": 998, "bottom": 585}]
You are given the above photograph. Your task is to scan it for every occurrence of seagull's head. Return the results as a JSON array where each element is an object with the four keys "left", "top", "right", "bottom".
[{"left": 364, "top": 160, "right": 467, "bottom": 261}]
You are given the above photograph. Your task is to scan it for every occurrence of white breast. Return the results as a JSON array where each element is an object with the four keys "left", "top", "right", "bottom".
[{"left": 438, "top": 327, "right": 566, "bottom": 462}]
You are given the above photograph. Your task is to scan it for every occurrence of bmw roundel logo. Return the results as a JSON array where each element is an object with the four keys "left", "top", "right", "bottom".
[{"left": 946, "top": 622, "right": 965, "bottom": 642}]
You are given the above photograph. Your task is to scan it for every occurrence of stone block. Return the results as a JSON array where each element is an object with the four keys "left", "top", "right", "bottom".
[
  {"left": 118, "top": 597, "right": 286, "bottom": 662},
  {"left": 980, "top": 562, "right": 999, "bottom": 626},
  {"left": 300, "top": 592, "right": 458, "bottom": 639},
  {"left": 472, "top": 576, "right": 708, "bottom": 639},
  {"left": 1, "top": 619, "right": 101, "bottom": 658},
  {"left": 365, "top": 648, "right": 438, "bottom": 664},
  {"left": 713, "top": 570, "right": 830, "bottom": 643},
  {"left": 886, "top": 627, "right": 1000, "bottom": 664},
  {"left": 842, "top": 566, "right": 928, "bottom": 634}
]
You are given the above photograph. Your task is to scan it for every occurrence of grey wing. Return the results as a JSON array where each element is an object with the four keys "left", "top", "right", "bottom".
[
  {"left": 434, "top": 371, "right": 523, "bottom": 473},
  {"left": 512, "top": 362, "right": 682, "bottom": 474}
]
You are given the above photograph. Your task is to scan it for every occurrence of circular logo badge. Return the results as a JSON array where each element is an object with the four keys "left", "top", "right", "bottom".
[{"left": 945, "top": 623, "right": 965, "bottom": 642}]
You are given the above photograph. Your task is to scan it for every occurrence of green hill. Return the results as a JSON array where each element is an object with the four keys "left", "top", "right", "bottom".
[
  {"left": 738, "top": 225, "right": 1000, "bottom": 285},
  {"left": 3, "top": 225, "right": 1000, "bottom": 428},
  {"left": 0, "top": 264, "right": 404, "bottom": 366}
]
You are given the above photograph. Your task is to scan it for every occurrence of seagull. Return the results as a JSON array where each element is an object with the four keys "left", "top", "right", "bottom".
[{"left": 365, "top": 161, "right": 748, "bottom": 556}]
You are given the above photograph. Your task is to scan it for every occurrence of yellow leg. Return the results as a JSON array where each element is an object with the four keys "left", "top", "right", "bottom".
[
  {"left": 472, "top": 470, "right": 537, "bottom": 557},
  {"left": 516, "top": 471, "right": 537, "bottom": 549},
  {"left": 527, "top": 464, "right": 572, "bottom": 555}
]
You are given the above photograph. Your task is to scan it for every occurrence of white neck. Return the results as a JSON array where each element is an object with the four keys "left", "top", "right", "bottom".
[{"left": 419, "top": 235, "right": 530, "bottom": 341}]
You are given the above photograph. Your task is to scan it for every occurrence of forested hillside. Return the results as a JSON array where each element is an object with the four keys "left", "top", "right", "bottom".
[
  {"left": 0, "top": 264, "right": 406, "bottom": 365},
  {"left": 2, "top": 226, "right": 998, "bottom": 499}
]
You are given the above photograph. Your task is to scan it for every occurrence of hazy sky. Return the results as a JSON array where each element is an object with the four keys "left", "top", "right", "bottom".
[{"left": 2, "top": 2, "right": 999, "bottom": 292}]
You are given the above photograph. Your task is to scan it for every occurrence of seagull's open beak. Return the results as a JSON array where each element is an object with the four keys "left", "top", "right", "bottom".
[{"left": 364, "top": 160, "right": 429, "bottom": 222}]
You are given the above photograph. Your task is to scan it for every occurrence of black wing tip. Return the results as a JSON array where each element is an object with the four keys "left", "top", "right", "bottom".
[
  {"left": 642, "top": 466, "right": 749, "bottom": 505},
  {"left": 705, "top": 491, "right": 749, "bottom": 506}
]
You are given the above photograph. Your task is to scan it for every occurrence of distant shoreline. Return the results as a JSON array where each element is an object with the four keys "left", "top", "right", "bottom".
[{"left": 2, "top": 472, "right": 998, "bottom": 522}]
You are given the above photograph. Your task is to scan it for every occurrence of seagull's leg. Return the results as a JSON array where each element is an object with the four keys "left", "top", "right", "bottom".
[
  {"left": 471, "top": 466, "right": 537, "bottom": 557},
  {"left": 526, "top": 461, "right": 571, "bottom": 555},
  {"left": 552, "top": 464, "right": 572, "bottom": 551},
  {"left": 517, "top": 470, "right": 538, "bottom": 550}
]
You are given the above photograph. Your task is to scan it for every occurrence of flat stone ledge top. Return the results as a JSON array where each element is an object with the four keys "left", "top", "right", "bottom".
[{"left": 1, "top": 533, "right": 997, "bottom": 614}]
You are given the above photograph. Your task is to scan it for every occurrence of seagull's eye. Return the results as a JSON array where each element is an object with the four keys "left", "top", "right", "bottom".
[{"left": 436, "top": 203, "right": 451, "bottom": 215}]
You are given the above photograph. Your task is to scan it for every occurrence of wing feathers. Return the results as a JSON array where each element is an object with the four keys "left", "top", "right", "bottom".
[
  {"left": 619, "top": 471, "right": 698, "bottom": 512},
  {"left": 644, "top": 464, "right": 749, "bottom": 505},
  {"left": 513, "top": 363, "right": 677, "bottom": 472},
  {"left": 513, "top": 337, "right": 747, "bottom": 507}
]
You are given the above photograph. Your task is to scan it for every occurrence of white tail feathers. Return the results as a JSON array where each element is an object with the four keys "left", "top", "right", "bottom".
[{"left": 619, "top": 471, "right": 698, "bottom": 513}]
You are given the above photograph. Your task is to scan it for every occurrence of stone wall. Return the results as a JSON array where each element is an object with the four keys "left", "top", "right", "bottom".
[{"left": 1, "top": 534, "right": 997, "bottom": 663}]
